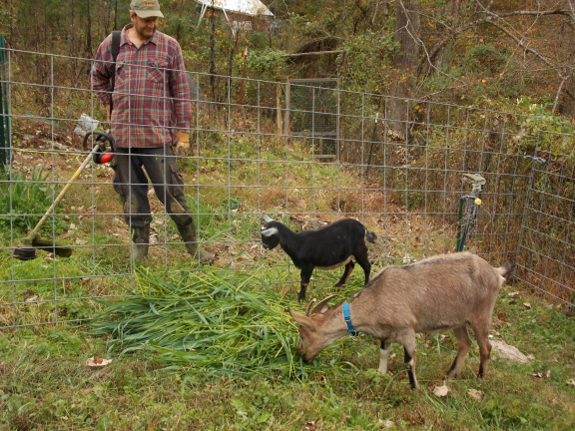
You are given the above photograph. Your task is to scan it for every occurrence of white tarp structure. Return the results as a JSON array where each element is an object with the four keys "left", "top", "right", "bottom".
[{"left": 195, "top": 0, "right": 273, "bottom": 17}]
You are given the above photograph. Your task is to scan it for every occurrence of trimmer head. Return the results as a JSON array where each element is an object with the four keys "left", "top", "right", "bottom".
[
  {"left": 11, "top": 129, "right": 115, "bottom": 262},
  {"left": 12, "top": 247, "right": 37, "bottom": 260},
  {"left": 13, "top": 235, "right": 73, "bottom": 260}
]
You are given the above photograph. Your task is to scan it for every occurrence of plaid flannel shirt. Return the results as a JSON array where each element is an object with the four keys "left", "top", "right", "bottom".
[{"left": 91, "top": 24, "right": 191, "bottom": 148}]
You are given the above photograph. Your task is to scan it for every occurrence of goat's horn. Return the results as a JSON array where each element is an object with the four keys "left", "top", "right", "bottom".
[
  {"left": 305, "top": 298, "right": 317, "bottom": 316},
  {"left": 310, "top": 294, "right": 340, "bottom": 315},
  {"left": 263, "top": 213, "right": 273, "bottom": 223}
]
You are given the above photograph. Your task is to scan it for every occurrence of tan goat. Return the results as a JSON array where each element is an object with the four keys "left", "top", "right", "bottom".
[{"left": 289, "top": 252, "right": 512, "bottom": 389}]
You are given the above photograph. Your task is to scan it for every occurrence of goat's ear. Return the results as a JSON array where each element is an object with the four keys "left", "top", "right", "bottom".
[
  {"left": 263, "top": 213, "right": 273, "bottom": 223},
  {"left": 311, "top": 294, "right": 340, "bottom": 315},
  {"left": 498, "top": 261, "right": 513, "bottom": 279},
  {"left": 261, "top": 227, "right": 278, "bottom": 237},
  {"left": 289, "top": 309, "right": 312, "bottom": 329}
]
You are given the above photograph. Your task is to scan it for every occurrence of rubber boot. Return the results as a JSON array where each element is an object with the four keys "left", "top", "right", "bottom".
[
  {"left": 177, "top": 223, "right": 214, "bottom": 263},
  {"left": 132, "top": 225, "right": 150, "bottom": 262}
]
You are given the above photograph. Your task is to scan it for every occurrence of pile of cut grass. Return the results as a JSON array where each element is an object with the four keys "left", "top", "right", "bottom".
[{"left": 89, "top": 267, "right": 308, "bottom": 378}]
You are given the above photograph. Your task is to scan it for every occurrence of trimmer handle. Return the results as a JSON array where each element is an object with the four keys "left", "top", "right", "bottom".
[
  {"left": 82, "top": 131, "right": 116, "bottom": 164},
  {"left": 82, "top": 130, "right": 115, "bottom": 151}
]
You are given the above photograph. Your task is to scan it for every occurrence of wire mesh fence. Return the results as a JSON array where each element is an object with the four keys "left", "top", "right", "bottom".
[{"left": 0, "top": 48, "right": 573, "bottom": 329}]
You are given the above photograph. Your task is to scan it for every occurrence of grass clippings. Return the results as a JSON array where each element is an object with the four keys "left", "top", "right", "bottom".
[{"left": 89, "top": 267, "right": 304, "bottom": 378}]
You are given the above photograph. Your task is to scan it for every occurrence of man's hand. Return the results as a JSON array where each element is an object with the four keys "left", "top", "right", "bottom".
[{"left": 175, "top": 131, "right": 190, "bottom": 156}]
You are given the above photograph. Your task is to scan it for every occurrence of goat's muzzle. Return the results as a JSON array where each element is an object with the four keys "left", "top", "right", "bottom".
[
  {"left": 296, "top": 338, "right": 316, "bottom": 363},
  {"left": 297, "top": 337, "right": 312, "bottom": 361},
  {"left": 296, "top": 338, "right": 305, "bottom": 355}
]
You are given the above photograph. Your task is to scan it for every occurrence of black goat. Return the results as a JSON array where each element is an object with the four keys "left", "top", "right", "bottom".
[{"left": 260, "top": 215, "right": 377, "bottom": 301}]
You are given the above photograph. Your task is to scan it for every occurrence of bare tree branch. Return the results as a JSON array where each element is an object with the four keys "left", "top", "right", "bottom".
[
  {"left": 480, "top": 12, "right": 567, "bottom": 80},
  {"left": 413, "top": 1, "right": 575, "bottom": 103},
  {"left": 495, "top": 9, "right": 574, "bottom": 19},
  {"left": 553, "top": 77, "right": 569, "bottom": 114}
]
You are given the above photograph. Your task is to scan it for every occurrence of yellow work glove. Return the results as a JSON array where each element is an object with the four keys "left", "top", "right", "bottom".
[{"left": 175, "top": 131, "right": 190, "bottom": 156}]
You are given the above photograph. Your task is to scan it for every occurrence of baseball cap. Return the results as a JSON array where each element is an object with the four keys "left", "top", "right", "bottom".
[{"left": 130, "top": 0, "right": 164, "bottom": 18}]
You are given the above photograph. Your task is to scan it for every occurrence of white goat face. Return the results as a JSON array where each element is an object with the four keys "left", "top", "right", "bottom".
[{"left": 260, "top": 225, "right": 280, "bottom": 249}]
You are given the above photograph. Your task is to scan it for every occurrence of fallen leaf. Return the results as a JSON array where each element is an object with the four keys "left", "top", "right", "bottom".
[
  {"left": 508, "top": 291, "right": 520, "bottom": 297},
  {"left": 533, "top": 370, "right": 550, "bottom": 379},
  {"left": 86, "top": 357, "right": 112, "bottom": 368},
  {"left": 25, "top": 296, "right": 38, "bottom": 302},
  {"left": 523, "top": 302, "right": 532, "bottom": 309},
  {"left": 468, "top": 389, "right": 484, "bottom": 401},
  {"left": 0, "top": 360, "right": 7, "bottom": 371},
  {"left": 566, "top": 379, "right": 575, "bottom": 386},
  {"left": 382, "top": 420, "right": 395, "bottom": 428},
  {"left": 432, "top": 384, "right": 451, "bottom": 397}
]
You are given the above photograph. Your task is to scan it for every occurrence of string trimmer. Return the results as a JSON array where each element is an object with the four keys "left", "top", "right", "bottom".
[{"left": 12, "top": 130, "right": 115, "bottom": 260}]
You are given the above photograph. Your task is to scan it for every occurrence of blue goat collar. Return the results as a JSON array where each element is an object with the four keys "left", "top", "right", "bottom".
[{"left": 342, "top": 302, "right": 356, "bottom": 336}]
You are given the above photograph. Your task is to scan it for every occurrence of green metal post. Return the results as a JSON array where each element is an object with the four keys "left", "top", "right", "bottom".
[
  {"left": 456, "top": 197, "right": 466, "bottom": 252},
  {"left": 456, "top": 174, "right": 486, "bottom": 252},
  {"left": 0, "top": 35, "right": 10, "bottom": 169}
]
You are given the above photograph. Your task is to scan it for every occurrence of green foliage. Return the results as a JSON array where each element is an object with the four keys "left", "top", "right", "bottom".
[
  {"left": 466, "top": 44, "right": 509, "bottom": 76},
  {"left": 337, "top": 31, "right": 398, "bottom": 95},
  {"left": 278, "top": 0, "right": 341, "bottom": 18},
  {"left": 2, "top": 284, "right": 575, "bottom": 430},
  {"left": 247, "top": 47, "right": 288, "bottom": 78},
  {"left": 245, "top": 31, "right": 272, "bottom": 51},
  {"left": 0, "top": 167, "right": 67, "bottom": 235},
  {"left": 513, "top": 97, "right": 575, "bottom": 156},
  {"left": 0, "top": 5, "right": 9, "bottom": 36},
  {"left": 89, "top": 267, "right": 305, "bottom": 378},
  {"left": 186, "top": 195, "right": 216, "bottom": 232}
]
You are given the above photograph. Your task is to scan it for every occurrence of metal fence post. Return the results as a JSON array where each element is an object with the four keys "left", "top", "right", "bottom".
[
  {"left": 0, "top": 35, "right": 11, "bottom": 169},
  {"left": 514, "top": 131, "right": 541, "bottom": 273}
]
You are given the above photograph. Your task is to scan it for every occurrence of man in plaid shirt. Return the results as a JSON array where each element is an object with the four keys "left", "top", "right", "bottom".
[{"left": 92, "top": 0, "right": 213, "bottom": 263}]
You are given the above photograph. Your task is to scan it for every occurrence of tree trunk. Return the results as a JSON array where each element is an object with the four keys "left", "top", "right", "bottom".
[
  {"left": 85, "top": 0, "right": 92, "bottom": 56},
  {"left": 388, "top": 0, "right": 420, "bottom": 140},
  {"left": 209, "top": 8, "right": 217, "bottom": 101},
  {"left": 430, "top": 0, "right": 468, "bottom": 74}
]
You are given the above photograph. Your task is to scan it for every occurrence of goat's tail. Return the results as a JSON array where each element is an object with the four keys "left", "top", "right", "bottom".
[
  {"left": 497, "top": 261, "right": 513, "bottom": 280},
  {"left": 365, "top": 229, "right": 377, "bottom": 243}
]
